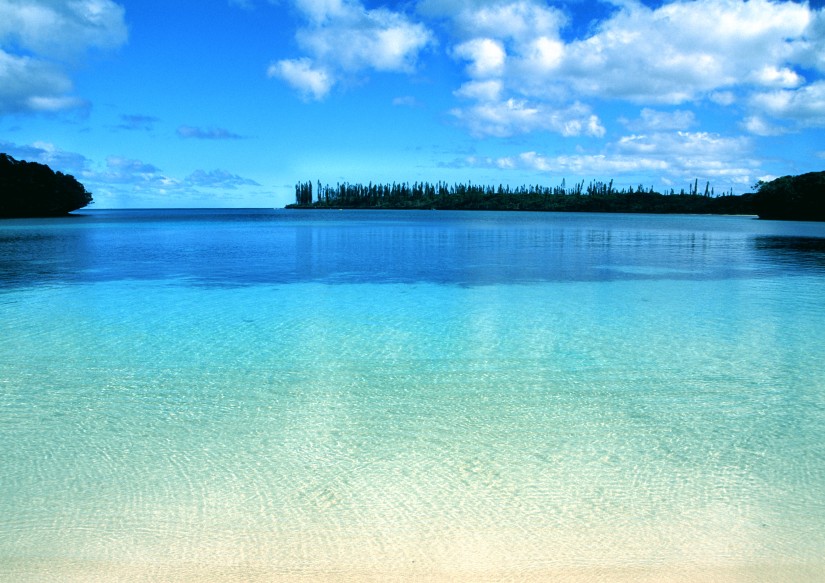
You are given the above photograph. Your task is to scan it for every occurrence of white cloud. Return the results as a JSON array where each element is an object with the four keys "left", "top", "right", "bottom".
[
  {"left": 466, "top": 150, "right": 669, "bottom": 177},
  {"left": 271, "top": 0, "right": 433, "bottom": 99},
  {"left": 268, "top": 58, "right": 332, "bottom": 100},
  {"left": 450, "top": 98, "right": 604, "bottom": 138},
  {"left": 446, "top": 0, "right": 565, "bottom": 40},
  {"left": 27, "top": 95, "right": 89, "bottom": 111},
  {"left": 741, "top": 115, "right": 786, "bottom": 137},
  {"left": 269, "top": 0, "right": 823, "bottom": 141},
  {"left": 614, "top": 130, "right": 757, "bottom": 182},
  {"left": 454, "top": 79, "right": 502, "bottom": 102},
  {"left": 293, "top": 0, "right": 348, "bottom": 25},
  {"left": 434, "top": 0, "right": 823, "bottom": 137},
  {"left": 518, "top": 36, "right": 564, "bottom": 74},
  {"left": 751, "top": 66, "right": 804, "bottom": 88},
  {"left": 0, "top": 0, "right": 127, "bottom": 57},
  {"left": 790, "top": 8, "right": 825, "bottom": 73},
  {"left": 749, "top": 81, "right": 825, "bottom": 128},
  {"left": 554, "top": 0, "right": 812, "bottom": 103},
  {"left": 518, "top": 150, "right": 670, "bottom": 175},
  {"left": 453, "top": 38, "right": 505, "bottom": 77},
  {"left": 461, "top": 129, "right": 758, "bottom": 188},
  {"left": 294, "top": 10, "right": 431, "bottom": 72},
  {"left": 0, "top": 49, "right": 72, "bottom": 114},
  {"left": 617, "top": 130, "right": 748, "bottom": 157},
  {"left": 0, "top": 0, "right": 127, "bottom": 115},
  {"left": 622, "top": 108, "right": 696, "bottom": 132}
]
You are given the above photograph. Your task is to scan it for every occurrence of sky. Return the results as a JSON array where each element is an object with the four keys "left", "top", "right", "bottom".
[{"left": 1, "top": 0, "right": 824, "bottom": 208}]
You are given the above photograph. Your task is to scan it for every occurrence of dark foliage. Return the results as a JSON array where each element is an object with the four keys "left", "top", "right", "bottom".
[
  {"left": 752, "top": 171, "right": 825, "bottom": 221},
  {"left": 289, "top": 179, "right": 756, "bottom": 215},
  {"left": 0, "top": 153, "right": 93, "bottom": 218}
]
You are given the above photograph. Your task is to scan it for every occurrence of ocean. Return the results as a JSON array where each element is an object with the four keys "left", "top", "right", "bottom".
[{"left": 2, "top": 209, "right": 824, "bottom": 582}]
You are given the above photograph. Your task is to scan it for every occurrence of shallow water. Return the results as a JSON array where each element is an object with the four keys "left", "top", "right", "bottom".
[{"left": 2, "top": 210, "right": 824, "bottom": 581}]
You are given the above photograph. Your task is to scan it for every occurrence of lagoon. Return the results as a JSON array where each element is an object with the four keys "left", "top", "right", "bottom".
[{"left": 2, "top": 209, "right": 825, "bottom": 581}]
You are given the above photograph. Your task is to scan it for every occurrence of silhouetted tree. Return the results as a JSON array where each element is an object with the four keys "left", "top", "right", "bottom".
[
  {"left": 753, "top": 171, "right": 825, "bottom": 221},
  {"left": 0, "top": 153, "right": 92, "bottom": 217},
  {"left": 285, "top": 176, "right": 757, "bottom": 215}
]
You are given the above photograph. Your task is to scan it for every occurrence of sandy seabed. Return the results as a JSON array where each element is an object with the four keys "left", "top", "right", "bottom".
[{"left": 3, "top": 560, "right": 824, "bottom": 583}]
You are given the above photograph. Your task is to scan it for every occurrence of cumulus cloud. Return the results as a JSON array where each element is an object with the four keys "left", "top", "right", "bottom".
[
  {"left": 268, "top": 0, "right": 823, "bottom": 137},
  {"left": 749, "top": 81, "right": 825, "bottom": 128},
  {"left": 0, "top": 0, "right": 127, "bottom": 114},
  {"left": 453, "top": 38, "right": 506, "bottom": 78},
  {"left": 269, "top": 0, "right": 433, "bottom": 99},
  {"left": 751, "top": 66, "right": 805, "bottom": 88},
  {"left": 0, "top": 49, "right": 74, "bottom": 114},
  {"left": 438, "top": 0, "right": 824, "bottom": 136},
  {"left": 268, "top": 58, "right": 333, "bottom": 100},
  {"left": 443, "top": 0, "right": 566, "bottom": 40},
  {"left": 552, "top": 0, "right": 812, "bottom": 103}
]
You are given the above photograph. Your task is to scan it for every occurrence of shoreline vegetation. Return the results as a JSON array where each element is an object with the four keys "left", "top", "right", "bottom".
[
  {"left": 0, "top": 152, "right": 821, "bottom": 220},
  {"left": 288, "top": 178, "right": 753, "bottom": 215},
  {"left": 287, "top": 171, "right": 825, "bottom": 221},
  {"left": 0, "top": 153, "right": 92, "bottom": 218}
]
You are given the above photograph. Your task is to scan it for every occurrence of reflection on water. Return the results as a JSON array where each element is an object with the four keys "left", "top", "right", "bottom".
[
  {"left": 754, "top": 236, "right": 825, "bottom": 270},
  {"left": 3, "top": 210, "right": 824, "bottom": 289}
]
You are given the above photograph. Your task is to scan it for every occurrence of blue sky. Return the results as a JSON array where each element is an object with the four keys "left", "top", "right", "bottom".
[{"left": 1, "top": 0, "right": 824, "bottom": 208}]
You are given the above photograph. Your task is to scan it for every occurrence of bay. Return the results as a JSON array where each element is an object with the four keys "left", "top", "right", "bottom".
[{"left": 1, "top": 209, "right": 824, "bottom": 582}]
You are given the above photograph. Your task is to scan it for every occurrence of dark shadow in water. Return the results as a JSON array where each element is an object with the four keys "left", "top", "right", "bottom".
[{"left": 753, "top": 236, "right": 825, "bottom": 271}]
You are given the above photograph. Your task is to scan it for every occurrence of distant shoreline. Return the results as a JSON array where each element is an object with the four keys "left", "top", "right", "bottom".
[
  {"left": 286, "top": 178, "right": 755, "bottom": 216},
  {"left": 286, "top": 205, "right": 759, "bottom": 217},
  {"left": 287, "top": 172, "right": 825, "bottom": 221}
]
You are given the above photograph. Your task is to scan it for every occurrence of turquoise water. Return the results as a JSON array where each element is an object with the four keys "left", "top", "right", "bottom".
[{"left": 1, "top": 209, "right": 825, "bottom": 581}]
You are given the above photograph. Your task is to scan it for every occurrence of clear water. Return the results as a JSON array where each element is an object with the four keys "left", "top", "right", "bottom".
[{"left": 2, "top": 209, "right": 824, "bottom": 582}]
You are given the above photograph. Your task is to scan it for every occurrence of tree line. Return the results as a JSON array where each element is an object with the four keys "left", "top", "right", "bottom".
[{"left": 289, "top": 178, "right": 752, "bottom": 215}]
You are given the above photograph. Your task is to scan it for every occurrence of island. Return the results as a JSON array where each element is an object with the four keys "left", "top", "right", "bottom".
[
  {"left": 287, "top": 178, "right": 756, "bottom": 215},
  {"left": 0, "top": 153, "right": 93, "bottom": 218}
]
